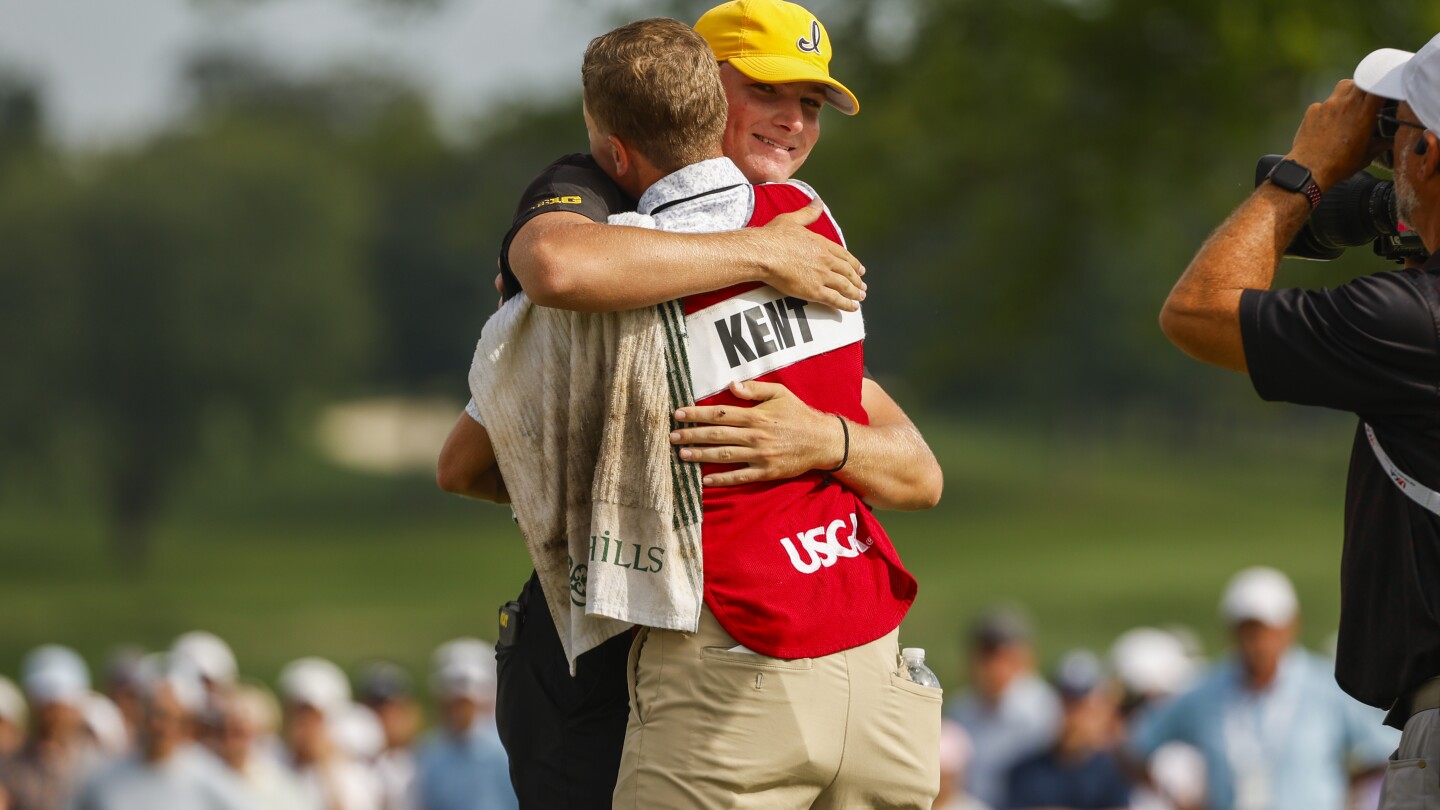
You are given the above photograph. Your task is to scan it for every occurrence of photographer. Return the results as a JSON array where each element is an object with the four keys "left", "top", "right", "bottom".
[{"left": 1159, "top": 33, "right": 1440, "bottom": 808}]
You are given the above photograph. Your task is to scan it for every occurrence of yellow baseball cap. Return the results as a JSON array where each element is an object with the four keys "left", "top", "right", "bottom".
[{"left": 695, "top": 0, "right": 859, "bottom": 115}]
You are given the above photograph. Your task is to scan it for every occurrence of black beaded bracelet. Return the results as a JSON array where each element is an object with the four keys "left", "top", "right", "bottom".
[{"left": 823, "top": 415, "right": 849, "bottom": 473}]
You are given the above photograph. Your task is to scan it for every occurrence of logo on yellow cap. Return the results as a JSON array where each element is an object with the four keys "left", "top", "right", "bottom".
[{"left": 797, "top": 20, "right": 822, "bottom": 54}]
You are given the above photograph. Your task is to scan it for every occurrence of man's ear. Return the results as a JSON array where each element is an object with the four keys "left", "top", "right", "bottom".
[
  {"left": 1422, "top": 131, "right": 1440, "bottom": 177},
  {"left": 607, "top": 134, "right": 632, "bottom": 179}
]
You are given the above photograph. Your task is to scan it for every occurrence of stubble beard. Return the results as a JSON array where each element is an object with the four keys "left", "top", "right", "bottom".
[{"left": 1396, "top": 146, "right": 1421, "bottom": 230}]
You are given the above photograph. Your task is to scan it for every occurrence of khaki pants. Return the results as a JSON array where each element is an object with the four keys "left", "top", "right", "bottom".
[
  {"left": 612, "top": 608, "right": 941, "bottom": 809},
  {"left": 1380, "top": 707, "right": 1440, "bottom": 810}
]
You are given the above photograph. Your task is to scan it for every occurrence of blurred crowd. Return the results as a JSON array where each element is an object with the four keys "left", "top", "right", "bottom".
[
  {"left": 0, "top": 635, "right": 516, "bottom": 810},
  {"left": 0, "top": 565, "right": 1401, "bottom": 810},
  {"left": 937, "top": 566, "right": 1399, "bottom": 810}
]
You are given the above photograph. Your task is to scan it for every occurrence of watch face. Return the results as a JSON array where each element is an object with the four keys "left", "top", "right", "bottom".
[{"left": 1271, "top": 160, "right": 1312, "bottom": 191}]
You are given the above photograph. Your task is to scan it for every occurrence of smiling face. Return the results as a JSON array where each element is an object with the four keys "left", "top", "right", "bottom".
[{"left": 719, "top": 63, "right": 827, "bottom": 183}]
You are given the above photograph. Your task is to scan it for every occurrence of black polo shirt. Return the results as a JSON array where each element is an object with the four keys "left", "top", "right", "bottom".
[
  {"left": 1240, "top": 253, "right": 1440, "bottom": 724},
  {"left": 491, "top": 153, "right": 634, "bottom": 809},
  {"left": 498, "top": 153, "right": 636, "bottom": 300}
]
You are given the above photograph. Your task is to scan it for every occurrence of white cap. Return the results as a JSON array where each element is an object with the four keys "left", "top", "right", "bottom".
[
  {"left": 171, "top": 631, "right": 238, "bottom": 686},
  {"left": 223, "top": 684, "right": 282, "bottom": 736},
  {"left": 1110, "top": 627, "right": 1195, "bottom": 697},
  {"left": 431, "top": 659, "right": 496, "bottom": 702},
  {"left": 329, "top": 702, "right": 385, "bottom": 761},
  {"left": 278, "top": 658, "right": 351, "bottom": 716},
  {"left": 431, "top": 638, "right": 496, "bottom": 700},
  {"left": 431, "top": 638, "right": 495, "bottom": 672},
  {"left": 82, "top": 692, "right": 130, "bottom": 754},
  {"left": 145, "top": 659, "right": 207, "bottom": 716},
  {"left": 1220, "top": 566, "right": 1298, "bottom": 627},
  {"left": 1355, "top": 34, "right": 1440, "bottom": 132},
  {"left": 0, "top": 676, "right": 27, "bottom": 728},
  {"left": 22, "top": 645, "right": 90, "bottom": 706}
]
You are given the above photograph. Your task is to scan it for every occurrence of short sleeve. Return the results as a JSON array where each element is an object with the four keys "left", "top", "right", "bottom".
[
  {"left": 1239, "top": 271, "right": 1440, "bottom": 415},
  {"left": 1129, "top": 690, "right": 1198, "bottom": 758},
  {"left": 465, "top": 397, "right": 483, "bottom": 426},
  {"left": 498, "top": 154, "right": 635, "bottom": 300}
]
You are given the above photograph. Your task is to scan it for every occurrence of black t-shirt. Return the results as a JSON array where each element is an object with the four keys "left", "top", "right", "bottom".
[
  {"left": 1240, "top": 254, "right": 1440, "bottom": 721},
  {"left": 498, "top": 153, "right": 636, "bottom": 300}
]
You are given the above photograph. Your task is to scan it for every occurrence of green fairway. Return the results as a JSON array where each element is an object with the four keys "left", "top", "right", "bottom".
[{"left": 0, "top": 414, "right": 1356, "bottom": 693}]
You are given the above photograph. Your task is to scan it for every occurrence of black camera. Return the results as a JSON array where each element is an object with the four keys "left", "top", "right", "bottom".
[{"left": 1255, "top": 154, "right": 1429, "bottom": 263}]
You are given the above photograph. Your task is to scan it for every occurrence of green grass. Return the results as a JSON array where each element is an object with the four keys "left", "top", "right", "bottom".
[{"left": 0, "top": 415, "right": 1357, "bottom": 693}]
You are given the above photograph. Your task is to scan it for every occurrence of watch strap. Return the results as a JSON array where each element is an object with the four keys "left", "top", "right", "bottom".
[{"left": 1267, "top": 160, "right": 1323, "bottom": 209}]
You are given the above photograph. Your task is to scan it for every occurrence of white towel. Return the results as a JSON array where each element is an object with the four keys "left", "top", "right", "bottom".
[{"left": 469, "top": 293, "right": 704, "bottom": 671}]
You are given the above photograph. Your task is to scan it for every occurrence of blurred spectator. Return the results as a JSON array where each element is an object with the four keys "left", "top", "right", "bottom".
[
  {"left": 357, "top": 661, "right": 420, "bottom": 810},
  {"left": 78, "top": 694, "right": 129, "bottom": 757},
  {"left": 173, "top": 632, "right": 240, "bottom": 756},
  {"left": 948, "top": 607, "right": 1061, "bottom": 809},
  {"left": 330, "top": 703, "right": 385, "bottom": 765},
  {"left": 278, "top": 657, "right": 382, "bottom": 810},
  {"left": 172, "top": 632, "right": 238, "bottom": 710},
  {"left": 0, "top": 676, "right": 25, "bottom": 759},
  {"left": 1112, "top": 629, "right": 1196, "bottom": 707},
  {"left": 0, "top": 646, "right": 102, "bottom": 809},
  {"left": 1128, "top": 567, "right": 1396, "bottom": 810},
  {"left": 413, "top": 640, "right": 515, "bottom": 810},
  {"left": 1110, "top": 628, "right": 1205, "bottom": 810},
  {"left": 1004, "top": 650, "right": 1131, "bottom": 810},
  {"left": 934, "top": 719, "right": 991, "bottom": 810},
  {"left": 214, "top": 685, "right": 307, "bottom": 810},
  {"left": 100, "top": 649, "right": 147, "bottom": 747},
  {"left": 70, "top": 669, "right": 253, "bottom": 810}
]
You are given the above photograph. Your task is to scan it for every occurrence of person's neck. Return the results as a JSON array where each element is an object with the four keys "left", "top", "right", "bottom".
[
  {"left": 980, "top": 674, "right": 1020, "bottom": 707},
  {"left": 32, "top": 734, "right": 69, "bottom": 763},
  {"left": 145, "top": 739, "right": 178, "bottom": 765},
  {"left": 1055, "top": 730, "right": 1092, "bottom": 759},
  {"left": 1416, "top": 216, "right": 1440, "bottom": 261},
  {"left": 629, "top": 150, "right": 726, "bottom": 201},
  {"left": 1243, "top": 659, "right": 1281, "bottom": 691},
  {"left": 1410, "top": 173, "right": 1440, "bottom": 256}
]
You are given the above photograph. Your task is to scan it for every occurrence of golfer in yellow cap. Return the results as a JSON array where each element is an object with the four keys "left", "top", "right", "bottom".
[{"left": 698, "top": 0, "right": 859, "bottom": 186}]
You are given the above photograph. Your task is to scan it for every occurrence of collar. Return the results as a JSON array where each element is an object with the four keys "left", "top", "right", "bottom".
[{"left": 637, "top": 157, "right": 749, "bottom": 216}]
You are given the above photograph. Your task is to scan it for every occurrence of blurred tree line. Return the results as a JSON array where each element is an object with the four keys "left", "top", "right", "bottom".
[{"left": 2, "top": 0, "right": 1438, "bottom": 566}]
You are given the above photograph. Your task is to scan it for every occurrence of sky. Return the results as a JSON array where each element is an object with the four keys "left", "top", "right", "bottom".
[{"left": 0, "top": 0, "right": 647, "bottom": 147}]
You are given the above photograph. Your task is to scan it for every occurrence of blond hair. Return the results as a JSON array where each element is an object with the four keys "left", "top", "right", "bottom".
[{"left": 582, "top": 18, "right": 727, "bottom": 173}]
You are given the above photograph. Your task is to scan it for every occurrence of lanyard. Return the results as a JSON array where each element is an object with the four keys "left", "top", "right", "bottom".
[
  {"left": 1223, "top": 668, "right": 1300, "bottom": 810},
  {"left": 1365, "top": 423, "right": 1440, "bottom": 516}
]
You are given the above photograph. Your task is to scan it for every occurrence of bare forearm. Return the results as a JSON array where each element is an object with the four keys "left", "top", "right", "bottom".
[
  {"left": 515, "top": 221, "right": 766, "bottom": 311},
  {"left": 436, "top": 414, "right": 510, "bottom": 503},
  {"left": 833, "top": 419, "right": 942, "bottom": 511},
  {"left": 1159, "top": 184, "right": 1311, "bottom": 371},
  {"left": 1161, "top": 80, "right": 1387, "bottom": 371},
  {"left": 511, "top": 207, "right": 864, "bottom": 312},
  {"left": 832, "top": 379, "right": 942, "bottom": 511}
]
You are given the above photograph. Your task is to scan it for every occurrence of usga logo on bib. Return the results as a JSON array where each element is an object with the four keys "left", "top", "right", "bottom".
[{"left": 780, "top": 512, "right": 874, "bottom": 574}]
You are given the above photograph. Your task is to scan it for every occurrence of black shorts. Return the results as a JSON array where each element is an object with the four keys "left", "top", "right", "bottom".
[{"left": 495, "top": 571, "right": 632, "bottom": 809}]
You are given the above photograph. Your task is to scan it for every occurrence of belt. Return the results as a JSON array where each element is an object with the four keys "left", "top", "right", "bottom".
[
  {"left": 1383, "top": 677, "right": 1440, "bottom": 729},
  {"left": 1405, "top": 677, "right": 1440, "bottom": 718}
]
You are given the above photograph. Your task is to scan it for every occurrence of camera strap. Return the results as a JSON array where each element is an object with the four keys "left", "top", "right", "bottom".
[{"left": 1366, "top": 423, "right": 1440, "bottom": 516}]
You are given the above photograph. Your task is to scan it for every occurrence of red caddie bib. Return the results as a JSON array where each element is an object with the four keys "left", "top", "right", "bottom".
[{"left": 685, "top": 182, "right": 917, "bottom": 659}]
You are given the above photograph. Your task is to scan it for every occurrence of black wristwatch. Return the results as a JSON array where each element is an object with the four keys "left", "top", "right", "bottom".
[{"left": 1267, "top": 159, "right": 1323, "bottom": 209}]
